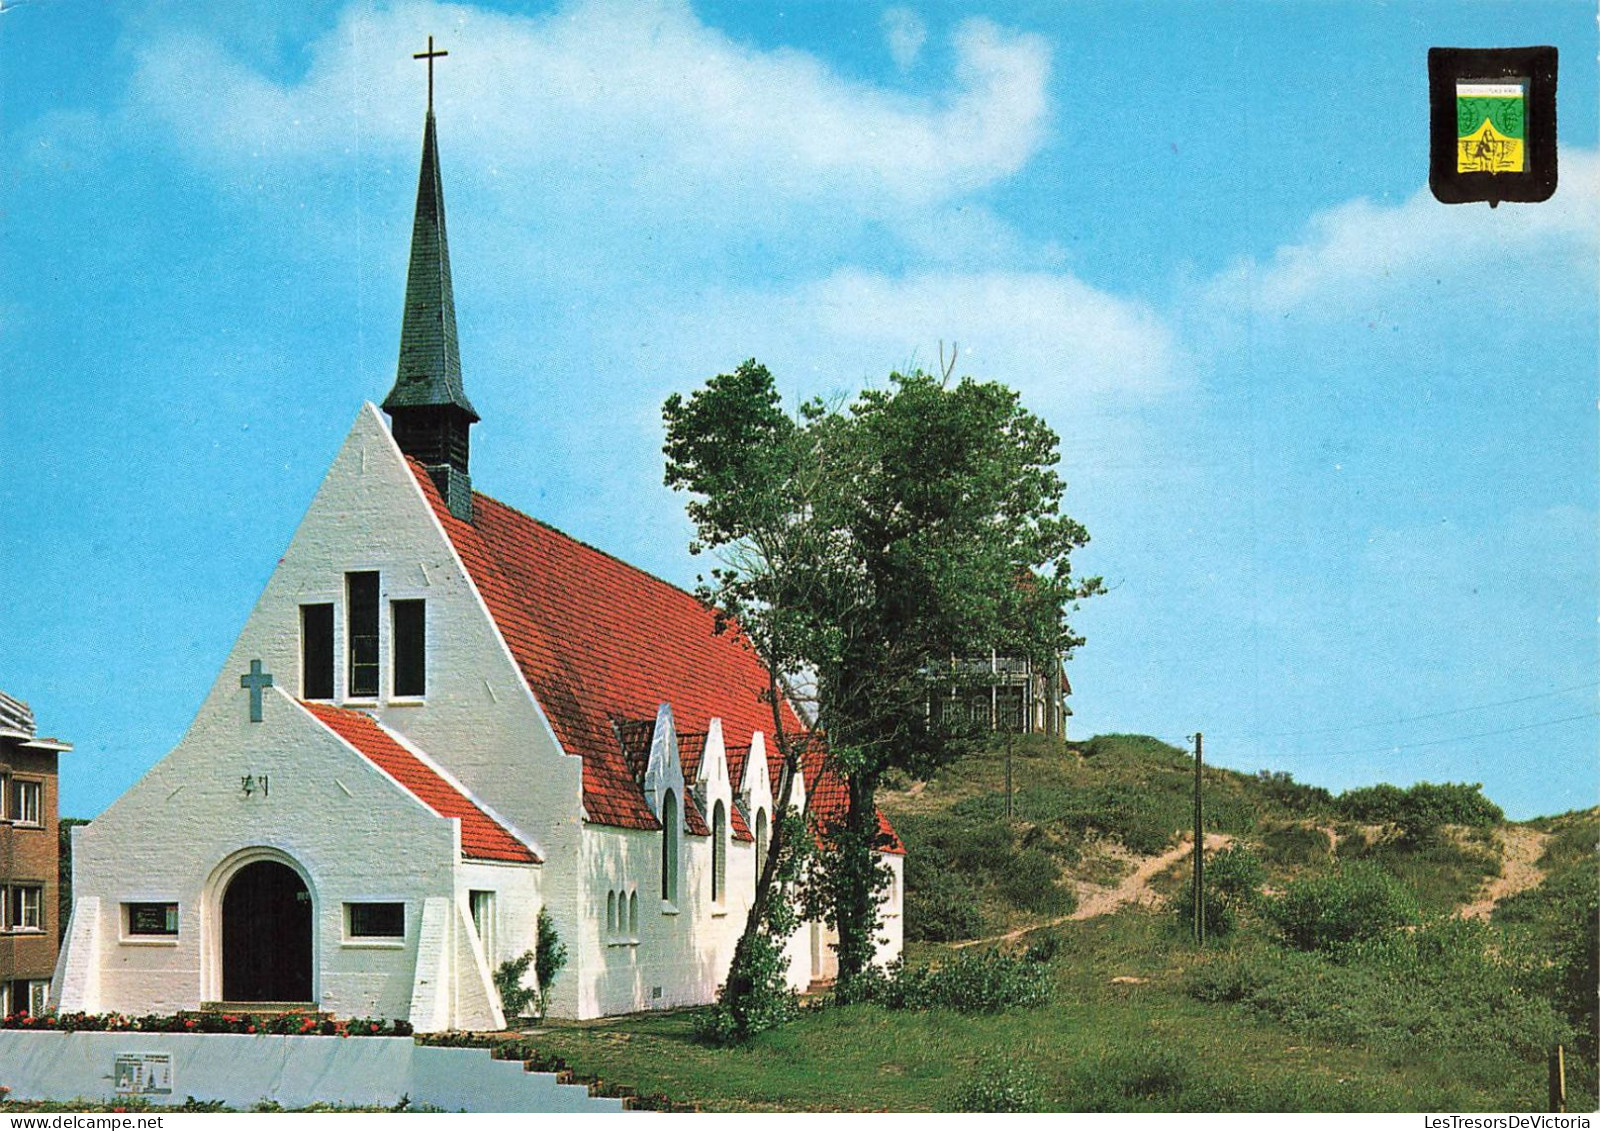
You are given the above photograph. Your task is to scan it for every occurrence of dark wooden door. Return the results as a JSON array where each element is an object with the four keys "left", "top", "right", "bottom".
[{"left": 221, "top": 860, "right": 313, "bottom": 1002}]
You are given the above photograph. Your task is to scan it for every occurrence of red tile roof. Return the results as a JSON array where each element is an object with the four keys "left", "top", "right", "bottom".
[
  {"left": 303, "top": 701, "right": 539, "bottom": 864},
  {"left": 408, "top": 459, "right": 898, "bottom": 853}
]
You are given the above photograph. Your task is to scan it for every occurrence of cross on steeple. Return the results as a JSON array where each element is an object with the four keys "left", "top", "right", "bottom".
[
  {"left": 414, "top": 35, "right": 448, "bottom": 113},
  {"left": 239, "top": 659, "right": 274, "bottom": 723}
]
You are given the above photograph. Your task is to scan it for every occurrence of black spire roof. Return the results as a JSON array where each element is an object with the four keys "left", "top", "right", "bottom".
[{"left": 384, "top": 110, "right": 478, "bottom": 422}]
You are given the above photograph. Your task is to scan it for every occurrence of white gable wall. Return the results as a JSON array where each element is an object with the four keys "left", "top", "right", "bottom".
[{"left": 205, "top": 404, "right": 585, "bottom": 984}]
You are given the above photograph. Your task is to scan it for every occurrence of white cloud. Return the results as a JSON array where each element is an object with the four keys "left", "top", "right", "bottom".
[
  {"left": 882, "top": 7, "right": 927, "bottom": 71},
  {"left": 128, "top": 0, "right": 1049, "bottom": 213},
  {"left": 637, "top": 268, "right": 1177, "bottom": 412},
  {"left": 1207, "top": 150, "right": 1599, "bottom": 318}
]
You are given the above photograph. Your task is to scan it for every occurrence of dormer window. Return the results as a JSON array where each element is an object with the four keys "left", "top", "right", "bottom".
[{"left": 347, "top": 572, "right": 380, "bottom": 698}]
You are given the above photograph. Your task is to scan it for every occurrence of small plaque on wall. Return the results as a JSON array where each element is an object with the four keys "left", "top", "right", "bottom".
[{"left": 113, "top": 1052, "right": 173, "bottom": 1096}]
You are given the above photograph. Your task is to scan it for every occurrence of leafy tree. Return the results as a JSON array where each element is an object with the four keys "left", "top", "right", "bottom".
[{"left": 664, "top": 359, "right": 1099, "bottom": 1004}]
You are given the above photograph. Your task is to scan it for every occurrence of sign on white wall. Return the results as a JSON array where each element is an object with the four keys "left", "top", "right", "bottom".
[{"left": 113, "top": 1053, "right": 173, "bottom": 1096}]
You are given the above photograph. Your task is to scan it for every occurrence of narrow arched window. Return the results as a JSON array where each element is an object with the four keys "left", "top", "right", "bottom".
[
  {"left": 628, "top": 891, "right": 638, "bottom": 938},
  {"left": 712, "top": 800, "right": 727, "bottom": 903},
  {"left": 755, "top": 809, "right": 769, "bottom": 875},
  {"left": 606, "top": 890, "right": 617, "bottom": 937},
  {"left": 661, "top": 790, "right": 679, "bottom": 904}
]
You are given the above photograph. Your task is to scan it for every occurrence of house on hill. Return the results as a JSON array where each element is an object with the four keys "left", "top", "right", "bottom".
[
  {"left": 932, "top": 651, "right": 1071, "bottom": 737},
  {"left": 53, "top": 78, "right": 901, "bottom": 1029}
]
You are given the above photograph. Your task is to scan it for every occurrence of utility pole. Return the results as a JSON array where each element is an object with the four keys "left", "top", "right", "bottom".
[{"left": 1192, "top": 732, "right": 1204, "bottom": 945}]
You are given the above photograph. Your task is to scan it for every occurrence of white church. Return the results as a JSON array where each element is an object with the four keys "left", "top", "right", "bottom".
[{"left": 52, "top": 71, "right": 903, "bottom": 1030}]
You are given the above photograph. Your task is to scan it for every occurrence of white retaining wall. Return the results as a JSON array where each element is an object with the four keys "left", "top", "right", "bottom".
[{"left": 0, "top": 1032, "right": 624, "bottom": 1113}]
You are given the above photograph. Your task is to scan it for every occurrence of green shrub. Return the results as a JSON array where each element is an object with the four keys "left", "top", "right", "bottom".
[
  {"left": 1064, "top": 1045, "right": 1191, "bottom": 1111},
  {"left": 534, "top": 908, "right": 569, "bottom": 1016},
  {"left": 1257, "top": 822, "right": 1332, "bottom": 867},
  {"left": 905, "top": 865, "right": 985, "bottom": 942},
  {"left": 932, "top": 814, "right": 1015, "bottom": 874},
  {"left": 1269, "top": 861, "right": 1420, "bottom": 952},
  {"left": 1185, "top": 952, "right": 1276, "bottom": 1003},
  {"left": 494, "top": 951, "right": 539, "bottom": 1020},
  {"left": 1172, "top": 846, "right": 1264, "bottom": 937},
  {"left": 1335, "top": 783, "right": 1408, "bottom": 823},
  {"left": 998, "top": 848, "right": 1075, "bottom": 915},
  {"left": 951, "top": 1063, "right": 1044, "bottom": 1112},
  {"left": 1342, "top": 831, "right": 1498, "bottom": 915},
  {"left": 1023, "top": 928, "right": 1063, "bottom": 964},
  {"left": 1336, "top": 782, "right": 1503, "bottom": 842},
  {"left": 1252, "top": 770, "right": 1334, "bottom": 813},
  {"left": 870, "top": 949, "right": 1051, "bottom": 1013},
  {"left": 694, "top": 929, "right": 799, "bottom": 1046},
  {"left": 1551, "top": 878, "right": 1599, "bottom": 1057}
]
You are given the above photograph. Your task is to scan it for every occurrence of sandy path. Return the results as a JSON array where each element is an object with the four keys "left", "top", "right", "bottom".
[
  {"left": 951, "top": 831, "right": 1233, "bottom": 949},
  {"left": 1459, "top": 826, "right": 1549, "bottom": 920}
]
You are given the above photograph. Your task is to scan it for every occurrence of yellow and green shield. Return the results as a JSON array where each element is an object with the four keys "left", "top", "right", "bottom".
[{"left": 1456, "top": 82, "right": 1525, "bottom": 174}]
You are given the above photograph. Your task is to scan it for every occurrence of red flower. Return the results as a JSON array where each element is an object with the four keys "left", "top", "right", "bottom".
[
  {"left": 247, "top": 1025, "right": 257, "bottom": 1033},
  {"left": 183, "top": 1019, "right": 196, "bottom": 1029}
]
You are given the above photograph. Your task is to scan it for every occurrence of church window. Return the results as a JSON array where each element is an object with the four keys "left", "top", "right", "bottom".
[
  {"left": 126, "top": 902, "right": 179, "bottom": 937},
  {"left": 346, "top": 571, "right": 380, "bottom": 698},
  {"left": 300, "top": 603, "right": 335, "bottom": 700},
  {"left": 11, "top": 779, "right": 40, "bottom": 826},
  {"left": 628, "top": 891, "right": 638, "bottom": 939},
  {"left": 392, "top": 599, "right": 427, "bottom": 697},
  {"left": 660, "top": 790, "right": 679, "bottom": 906},
  {"left": 346, "top": 901, "right": 404, "bottom": 939},
  {"left": 469, "top": 890, "right": 496, "bottom": 961},
  {"left": 712, "top": 800, "right": 727, "bottom": 904},
  {"left": 755, "top": 809, "right": 769, "bottom": 875},
  {"left": 606, "top": 891, "right": 617, "bottom": 938}
]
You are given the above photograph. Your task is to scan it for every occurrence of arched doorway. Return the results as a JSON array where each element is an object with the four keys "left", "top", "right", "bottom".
[{"left": 221, "top": 859, "right": 313, "bottom": 1002}]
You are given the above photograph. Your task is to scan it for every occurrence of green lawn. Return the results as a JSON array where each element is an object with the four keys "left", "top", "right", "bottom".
[{"left": 527, "top": 908, "right": 1558, "bottom": 1112}]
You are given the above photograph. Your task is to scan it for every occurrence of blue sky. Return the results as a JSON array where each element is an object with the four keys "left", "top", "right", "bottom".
[{"left": 2, "top": 0, "right": 1595, "bottom": 821}]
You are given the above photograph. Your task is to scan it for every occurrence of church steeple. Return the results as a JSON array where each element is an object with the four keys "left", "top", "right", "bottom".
[{"left": 384, "top": 38, "right": 478, "bottom": 523}]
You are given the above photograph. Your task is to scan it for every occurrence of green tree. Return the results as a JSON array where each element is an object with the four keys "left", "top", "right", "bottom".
[{"left": 664, "top": 359, "right": 1098, "bottom": 1004}]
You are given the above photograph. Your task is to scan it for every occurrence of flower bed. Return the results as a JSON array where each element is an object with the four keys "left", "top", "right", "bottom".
[{"left": 1, "top": 1011, "right": 413, "bottom": 1037}]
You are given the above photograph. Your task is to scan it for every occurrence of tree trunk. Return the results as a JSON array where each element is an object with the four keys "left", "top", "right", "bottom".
[
  {"left": 833, "top": 770, "right": 882, "bottom": 986},
  {"left": 721, "top": 659, "right": 802, "bottom": 1006}
]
